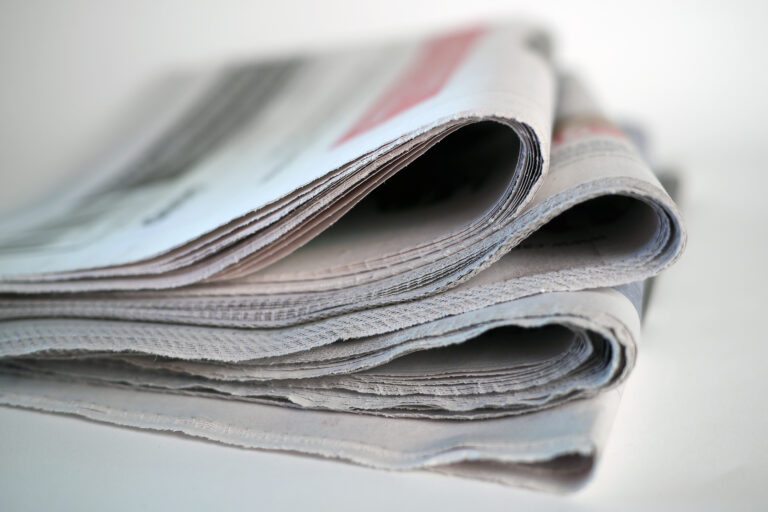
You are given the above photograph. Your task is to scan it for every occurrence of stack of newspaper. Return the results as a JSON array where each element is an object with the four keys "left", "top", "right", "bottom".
[{"left": 0, "top": 23, "right": 685, "bottom": 491}]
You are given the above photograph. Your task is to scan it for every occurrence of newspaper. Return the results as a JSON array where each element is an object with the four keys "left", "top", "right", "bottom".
[
  {"left": 0, "top": 24, "right": 553, "bottom": 292},
  {"left": 0, "top": 287, "right": 636, "bottom": 492},
  {"left": 0, "top": 23, "right": 686, "bottom": 491},
  {"left": 0, "top": 71, "right": 683, "bottom": 329}
]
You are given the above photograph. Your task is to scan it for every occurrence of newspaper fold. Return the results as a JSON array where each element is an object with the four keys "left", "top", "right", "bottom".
[
  {"left": 0, "top": 286, "right": 636, "bottom": 492},
  {"left": 0, "top": 75, "right": 683, "bottom": 328},
  {"left": 0, "top": 25, "right": 552, "bottom": 294},
  {"left": 0, "top": 24, "right": 686, "bottom": 491}
]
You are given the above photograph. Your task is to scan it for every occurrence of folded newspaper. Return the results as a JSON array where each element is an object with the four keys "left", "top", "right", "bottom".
[{"left": 0, "top": 23, "right": 686, "bottom": 492}]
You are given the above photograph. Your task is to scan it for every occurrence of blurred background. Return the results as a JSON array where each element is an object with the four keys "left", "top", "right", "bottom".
[{"left": 1, "top": 1, "right": 766, "bottom": 510}]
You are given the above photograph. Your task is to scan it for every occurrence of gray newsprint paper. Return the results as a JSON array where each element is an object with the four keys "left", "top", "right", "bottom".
[
  {"left": 0, "top": 287, "right": 637, "bottom": 492},
  {"left": 0, "top": 23, "right": 686, "bottom": 492}
]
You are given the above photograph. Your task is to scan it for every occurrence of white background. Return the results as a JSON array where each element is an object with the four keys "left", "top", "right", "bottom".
[{"left": 1, "top": 0, "right": 767, "bottom": 509}]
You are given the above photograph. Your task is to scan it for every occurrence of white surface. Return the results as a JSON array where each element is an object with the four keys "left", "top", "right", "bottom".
[{"left": 1, "top": 0, "right": 767, "bottom": 509}]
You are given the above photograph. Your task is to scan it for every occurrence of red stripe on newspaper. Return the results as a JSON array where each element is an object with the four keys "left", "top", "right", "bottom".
[{"left": 333, "top": 26, "right": 485, "bottom": 147}]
